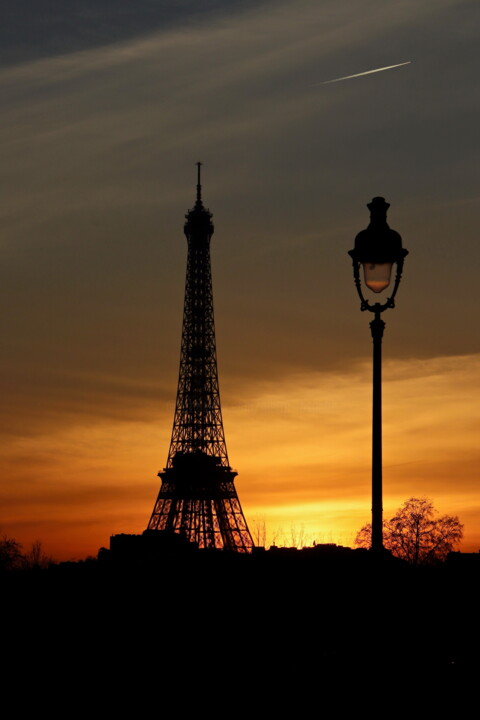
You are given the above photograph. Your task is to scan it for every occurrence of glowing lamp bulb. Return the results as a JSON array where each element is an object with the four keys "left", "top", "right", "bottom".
[{"left": 362, "top": 261, "right": 394, "bottom": 293}]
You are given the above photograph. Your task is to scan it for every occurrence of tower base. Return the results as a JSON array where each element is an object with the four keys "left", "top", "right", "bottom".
[{"left": 148, "top": 451, "right": 253, "bottom": 552}]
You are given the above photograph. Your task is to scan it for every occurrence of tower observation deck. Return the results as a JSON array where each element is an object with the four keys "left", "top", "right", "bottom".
[{"left": 147, "top": 164, "right": 254, "bottom": 552}]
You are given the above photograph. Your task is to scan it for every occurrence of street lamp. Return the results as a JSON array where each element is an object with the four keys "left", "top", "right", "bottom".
[{"left": 349, "top": 197, "right": 408, "bottom": 553}]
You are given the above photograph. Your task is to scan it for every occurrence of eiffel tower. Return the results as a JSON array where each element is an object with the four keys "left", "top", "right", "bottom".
[{"left": 147, "top": 164, "right": 254, "bottom": 552}]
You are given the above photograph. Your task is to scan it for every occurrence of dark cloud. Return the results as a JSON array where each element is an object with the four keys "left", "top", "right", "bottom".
[{"left": 0, "top": 0, "right": 274, "bottom": 66}]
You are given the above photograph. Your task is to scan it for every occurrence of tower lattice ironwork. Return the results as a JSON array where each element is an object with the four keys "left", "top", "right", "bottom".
[{"left": 147, "top": 164, "right": 254, "bottom": 552}]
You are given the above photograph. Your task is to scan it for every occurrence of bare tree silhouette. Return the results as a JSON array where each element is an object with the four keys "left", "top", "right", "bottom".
[
  {"left": 0, "top": 535, "right": 23, "bottom": 571},
  {"left": 22, "top": 540, "right": 53, "bottom": 570},
  {"left": 355, "top": 497, "right": 463, "bottom": 564}
]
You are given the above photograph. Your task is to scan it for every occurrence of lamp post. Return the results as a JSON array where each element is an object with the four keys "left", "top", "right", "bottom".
[{"left": 349, "top": 197, "right": 408, "bottom": 553}]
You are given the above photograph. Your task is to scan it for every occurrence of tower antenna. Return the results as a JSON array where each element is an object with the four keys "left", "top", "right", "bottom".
[{"left": 196, "top": 161, "right": 202, "bottom": 203}]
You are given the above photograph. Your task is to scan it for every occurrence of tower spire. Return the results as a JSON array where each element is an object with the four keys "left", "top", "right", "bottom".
[
  {"left": 196, "top": 161, "right": 202, "bottom": 204},
  {"left": 146, "top": 166, "right": 254, "bottom": 552}
]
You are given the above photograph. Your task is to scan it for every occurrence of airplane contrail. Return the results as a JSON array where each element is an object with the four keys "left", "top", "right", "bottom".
[{"left": 315, "top": 61, "right": 411, "bottom": 85}]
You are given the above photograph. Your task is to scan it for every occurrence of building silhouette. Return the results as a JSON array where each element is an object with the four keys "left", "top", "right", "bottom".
[{"left": 146, "top": 165, "right": 253, "bottom": 552}]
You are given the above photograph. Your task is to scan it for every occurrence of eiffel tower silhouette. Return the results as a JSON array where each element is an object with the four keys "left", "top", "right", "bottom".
[{"left": 147, "top": 164, "right": 253, "bottom": 552}]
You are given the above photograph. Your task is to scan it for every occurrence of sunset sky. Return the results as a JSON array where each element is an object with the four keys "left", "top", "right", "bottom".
[{"left": 1, "top": 0, "right": 480, "bottom": 559}]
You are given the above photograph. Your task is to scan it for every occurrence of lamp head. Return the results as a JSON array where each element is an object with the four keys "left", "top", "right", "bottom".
[{"left": 349, "top": 197, "right": 407, "bottom": 293}]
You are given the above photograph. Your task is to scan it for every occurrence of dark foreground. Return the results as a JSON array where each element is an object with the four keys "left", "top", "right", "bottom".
[{"left": 3, "top": 546, "right": 479, "bottom": 697}]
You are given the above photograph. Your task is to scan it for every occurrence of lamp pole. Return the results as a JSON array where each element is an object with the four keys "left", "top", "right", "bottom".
[
  {"left": 370, "top": 308, "right": 385, "bottom": 552},
  {"left": 349, "top": 198, "right": 408, "bottom": 553}
]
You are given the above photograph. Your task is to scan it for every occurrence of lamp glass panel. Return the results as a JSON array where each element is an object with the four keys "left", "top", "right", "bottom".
[{"left": 362, "top": 262, "right": 393, "bottom": 293}]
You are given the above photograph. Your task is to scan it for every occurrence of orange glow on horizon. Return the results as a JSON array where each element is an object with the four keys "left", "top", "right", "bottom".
[{"left": 2, "top": 353, "right": 480, "bottom": 560}]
